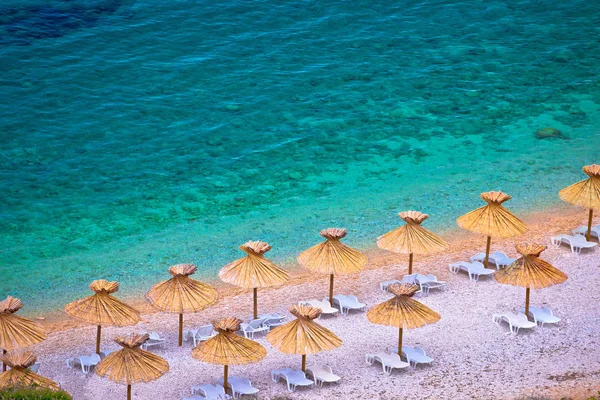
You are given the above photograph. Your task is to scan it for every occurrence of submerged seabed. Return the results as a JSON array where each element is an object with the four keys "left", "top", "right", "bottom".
[{"left": 0, "top": 0, "right": 599, "bottom": 313}]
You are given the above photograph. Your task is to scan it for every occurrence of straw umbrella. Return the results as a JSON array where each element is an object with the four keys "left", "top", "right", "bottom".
[
  {"left": 219, "top": 241, "right": 289, "bottom": 320},
  {"left": 267, "top": 305, "right": 342, "bottom": 372},
  {"left": 377, "top": 211, "right": 449, "bottom": 275},
  {"left": 146, "top": 264, "right": 218, "bottom": 346},
  {"left": 495, "top": 244, "right": 568, "bottom": 318},
  {"left": 0, "top": 350, "right": 59, "bottom": 391},
  {"left": 559, "top": 164, "right": 600, "bottom": 241},
  {"left": 0, "top": 296, "right": 46, "bottom": 372},
  {"left": 96, "top": 333, "right": 169, "bottom": 400},
  {"left": 297, "top": 228, "right": 367, "bottom": 305},
  {"left": 64, "top": 280, "right": 141, "bottom": 354},
  {"left": 192, "top": 317, "right": 266, "bottom": 390},
  {"left": 457, "top": 191, "right": 527, "bottom": 268},
  {"left": 366, "top": 283, "right": 440, "bottom": 356}
]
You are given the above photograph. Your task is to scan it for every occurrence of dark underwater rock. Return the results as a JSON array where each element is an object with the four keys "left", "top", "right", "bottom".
[{"left": 535, "top": 127, "right": 567, "bottom": 140}]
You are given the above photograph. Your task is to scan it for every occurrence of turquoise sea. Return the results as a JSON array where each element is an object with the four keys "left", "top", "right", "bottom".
[{"left": 1, "top": 0, "right": 599, "bottom": 314}]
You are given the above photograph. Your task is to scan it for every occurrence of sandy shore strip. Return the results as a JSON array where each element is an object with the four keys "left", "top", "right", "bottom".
[{"left": 23, "top": 207, "right": 600, "bottom": 399}]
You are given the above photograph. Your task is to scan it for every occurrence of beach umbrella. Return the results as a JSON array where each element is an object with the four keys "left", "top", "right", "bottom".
[
  {"left": 494, "top": 244, "right": 567, "bottom": 318},
  {"left": 0, "top": 350, "right": 59, "bottom": 391},
  {"left": 377, "top": 211, "right": 449, "bottom": 275},
  {"left": 192, "top": 317, "right": 266, "bottom": 390},
  {"left": 64, "top": 280, "right": 141, "bottom": 355},
  {"left": 96, "top": 333, "right": 169, "bottom": 400},
  {"left": 267, "top": 305, "right": 342, "bottom": 372},
  {"left": 146, "top": 264, "right": 218, "bottom": 346},
  {"left": 559, "top": 164, "right": 600, "bottom": 241},
  {"left": 219, "top": 241, "right": 288, "bottom": 320},
  {"left": 457, "top": 191, "right": 527, "bottom": 268},
  {"left": 367, "top": 283, "right": 440, "bottom": 356},
  {"left": 297, "top": 228, "right": 367, "bottom": 305},
  {"left": 0, "top": 296, "right": 46, "bottom": 372}
]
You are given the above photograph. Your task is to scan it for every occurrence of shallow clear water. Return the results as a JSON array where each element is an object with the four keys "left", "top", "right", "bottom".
[{"left": 1, "top": 0, "right": 599, "bottom": 313}]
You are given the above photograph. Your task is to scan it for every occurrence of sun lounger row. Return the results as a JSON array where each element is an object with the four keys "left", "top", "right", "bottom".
[
  {"left": 573, "top": 224, "right": 600, "bottom": 239},
  {"left": 239, "top": 313, "right": 287, "bottom": 339},
  {"left": 380, "top": 273, "right": 446, "bottom": 296}
]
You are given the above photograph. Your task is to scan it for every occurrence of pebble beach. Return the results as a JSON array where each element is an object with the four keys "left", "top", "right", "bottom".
[{"left": 25, "top": 208, "right": 600, "bottom": 400}]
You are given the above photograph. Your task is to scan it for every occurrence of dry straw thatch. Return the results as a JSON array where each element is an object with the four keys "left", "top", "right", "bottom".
[
  {"left": 457, "top": 191, "right": 527, "bottom": 268},
  {"left": 267, "top": 305, "right": 342, "bottom": 371},
  {"left": 367, "top": 283, "right": 440, "bottom": 355},
  {"left": 146, "top": 264, "right": 218, "bottom": 346},
  {"left": 96, "top": 333, "right": 169, "bottom": 400},
  {"left": 559, "top": 164, "right": 600, "bottom": 241},
  {"left": 297, "top": 228, "right": 367, "bottom": 304},
  {"left": 64, "top": 280, "right": 140, "bottom": 354},
  {"left": 219, "top": 241, "right": 289, "bottom": 319},
  {"left": 0, "top": 296, "right": 46, "bottom": 372},
  {"left": 377, "top": 211, "right": 448, "bottom": 274},
  {"left": 192, "top": 317, "right": 266, "bottom": 390},
  {"left": 495, "top": 244, "right": 568, "bottom": 317},
  {"left": 0, "top": 350, "right": 59, "bottom": 391}
]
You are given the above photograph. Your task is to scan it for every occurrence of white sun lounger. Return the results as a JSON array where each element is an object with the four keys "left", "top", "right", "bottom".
[
  {"left": 184, "top": 325, "right": 217, "bottom": 347},
  {"left": 141, "top": 332, "right": 166, "bottom": 350},
  {"left": 365, "top": 352, "right": 410, "bottom": 375},
  {"left": 191, "top": 384, "right": 232, "bottom": 400},
  {"left": 449, "top": 261, "right": 495, "bottom": 281},
  {"left": 414, "top": 274, "right": 446, "bottom": 295},
  {"left": 305, "top": 365, "right": 341, "bottom": 387},
  {"left": 99, "top": 349, "right": 117, "bottom": 359},
  {"left": 217, "top": 376, "right": 259, "bottom": 399},
  {"left": 519, "top": 306, "right": 561, "bottom": 328},
  {"left": 573, "top": 225, "right": 600, "bottom": 239},
  {"left": 257, "top": 313, "right": 287, "bottom": 328},
  {"left": 492, "top": 312, "right": 537, "bottom": 334},
  {"left": 551, "top": 234, "right": 597, "bottom": 254},
  {"left": 271, "top": 368, "right": 314, "bottom": 392},
  {"left": 470, "top": 251, "right": 517, "bottom": 269},
  {"left": 240, "top": 318, "right": 269, "bottom": 339},
  {"left": 66, "top": 353, "right": 101, "bottom": 374},
  {"left": 331, "top": 295, "right": 366, "bottom": 315},
  {"left": 380, "top": 274, "right": 419, "bottom": 292},
  {"left": 390, "top": 346, "right": 434, "bottom": 368},
  {"left": 29, "top": 363, "right": 40, "bottom": 373},
  {"left": 298, "top": 300, "right": 339, "bottom": 317}
]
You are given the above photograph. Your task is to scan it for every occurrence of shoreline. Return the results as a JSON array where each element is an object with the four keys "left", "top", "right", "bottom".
[{"left": 39, "top": 203, "right": 590, "bottom": 333}]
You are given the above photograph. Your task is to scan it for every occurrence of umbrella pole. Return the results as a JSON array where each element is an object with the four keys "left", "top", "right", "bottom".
[
  {"left": 127, "top": 384, "right": 131, "bottom": 400},
  {"left": 484, "top": 236, "right": 492, "bottom": 268},
  {"left": 178, "top": 313, "right": 183, "bottom": 347},
  {"left": 398, "top": 327, "right": 403, "bottom": 356},
  {"left": 2, "top": 349, "right": 6, "bottom": 372},
  {"left": 224, "top": 365, "right": 228, "bottom": 391},
  {"left": 525, "top": 287, "right": 531, "bottom": 320},
  {"left": 96, "top": 325, "right": 102, "bottom": 354},
  {"left": 408, "top": 253, "right": 413, "bottom": 275},
  {"left": 587, "top": 209, "right": 594, "bottom": 242},
  {"left": 301, "top": 354, "right": 306, "bottom": 372},
  {"left": 253, "top": 288, "right": 258, "bottom": 320},
  {"left": 329, "top": 274, "right": 334, "bottom": 305}
]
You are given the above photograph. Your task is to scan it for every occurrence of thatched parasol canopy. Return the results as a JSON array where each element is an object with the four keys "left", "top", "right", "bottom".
[
  {"left": 559, "top": 164, "right": 600, "bottom": 241},
  {"left": 0, "top": 350, "right": 59, "bottom": 391},
  {"left": 367, "top": 284, "right": 440, "bottom": 355},
  {"left": 219, "top": 241, "right": 289, "bottom": 319},
  {"left": 267, "top": 305, "right": 342, "bottom": 371},
  {"left": 96, "top": 333, "right": 169, "bottom": 400},
  {"left": 297, "top": 228, "right": 367, "bottom": 304},
  {"left": 377, "top": 211, "right": 448, "bottom": 274},
  {"left": 192, "top": 318, "right": 266, "bottom": 390},
  {"left": 495, "top": 244, "right": 568, "bottom": 317},
  {"left": 64, "top": 280, "right": 141, "bottom": 354},
  {"left": 457, "top": 191, "right": 527, "bottom": 268},
  {"left": 147, "top": 264, "right": 218, "bottom": 345},
  {"left": 0, "top": 296, "right": 46, "bottom": 372}
]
